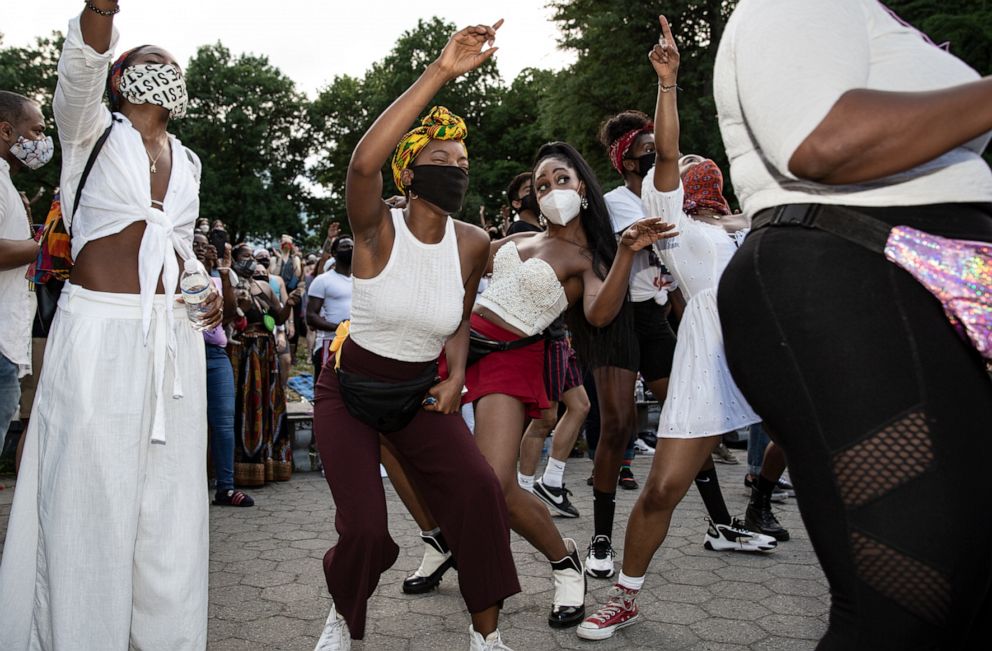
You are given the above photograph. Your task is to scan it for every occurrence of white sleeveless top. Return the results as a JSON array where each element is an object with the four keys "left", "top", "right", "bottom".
[
  {"left": 350, "top": 209, "right": 465, "bottom": 362},
  {"left": 476, "top": 242, "right": 568, "bottom": 336}
]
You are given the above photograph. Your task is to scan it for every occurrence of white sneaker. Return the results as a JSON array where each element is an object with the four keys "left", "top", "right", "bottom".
[
  {"left": 584, "top": 535, "right": 616, "bottom": 579},
  {"left": 314, "top": 602, "right": 351, "bottom": 651},
  {"left": 633, "top": 438, "right": 655, "bottom": 456},
  {"left": 703, "top": 519, "right": 777, "bottom": 553},
  {"left": 468, "top": 625, "right": 513, "bottom": 650}
]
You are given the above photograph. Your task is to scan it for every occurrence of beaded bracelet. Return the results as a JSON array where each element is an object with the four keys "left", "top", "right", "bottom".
[{"left": 85, "top": 1, "right": 120, "bottom": 17}]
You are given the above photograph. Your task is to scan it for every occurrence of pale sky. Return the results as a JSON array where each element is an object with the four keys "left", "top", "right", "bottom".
[{"left": 4, "top": 1, "right": 576, "bottom": 96}]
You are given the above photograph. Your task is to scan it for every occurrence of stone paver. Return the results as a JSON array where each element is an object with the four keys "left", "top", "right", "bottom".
[{"left": 0, "top": 450, "right": 828, "bottom": 650}]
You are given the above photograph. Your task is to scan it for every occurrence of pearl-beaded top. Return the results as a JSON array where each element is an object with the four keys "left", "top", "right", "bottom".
[{"left": 476, "top": 242, "right": 568, "bottom": 336}]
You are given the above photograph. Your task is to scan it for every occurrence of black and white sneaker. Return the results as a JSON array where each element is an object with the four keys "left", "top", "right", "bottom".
[
  {"left": 703, "top": 518, "right": 777, "bottom": 553},
  {"left": 584, "top": 535, "right": 616, "bottom": 579},
  {"left": 402, "top": 532, "right": 455, "bottom": 594},
  {"left": 533, "top": 479, "right": 580, "bottom": 518}
]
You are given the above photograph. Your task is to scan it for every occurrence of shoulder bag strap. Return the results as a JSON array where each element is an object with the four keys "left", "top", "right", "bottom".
[{"left": 69, "top": 118, "right": 117, "bottom": 236}]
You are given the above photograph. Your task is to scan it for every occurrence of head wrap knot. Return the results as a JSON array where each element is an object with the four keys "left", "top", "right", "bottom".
[
  {"left": 608, "top": 124, "right": 653, "bottom": 175},
  {"left": 391, "top": 106, "right": 468, "bottom": 193},
  {"left": 681, "top": 159, "right": 731, "bottom": 216}
]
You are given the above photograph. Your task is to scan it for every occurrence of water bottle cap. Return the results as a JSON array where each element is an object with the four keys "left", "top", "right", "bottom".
[{"left": 184, "top": 259, "right": 200, "bottom": 273}]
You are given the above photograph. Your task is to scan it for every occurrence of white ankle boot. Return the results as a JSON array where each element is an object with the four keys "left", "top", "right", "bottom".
[
  {"left": 468, "top": 625, "right": 513, "bottom": 650},
  {"left": 314, "top": 602, "right": 351, "bottom": 651}
]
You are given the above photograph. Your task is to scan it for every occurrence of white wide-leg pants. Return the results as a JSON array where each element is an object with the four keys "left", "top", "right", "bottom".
[{"left": 0, "top": 283, "right": 209, "bottom": 650}]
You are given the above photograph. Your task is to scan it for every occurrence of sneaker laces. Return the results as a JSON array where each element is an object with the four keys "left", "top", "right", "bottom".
[
  {"left": 587, "top": 536, "right": 616, "bottom": 560},
  {"left": 588, "top": 587, "right": 635, "bottom": 624},
  {"left": 727, "top": 518, "right": 756, "bottom": 540}
]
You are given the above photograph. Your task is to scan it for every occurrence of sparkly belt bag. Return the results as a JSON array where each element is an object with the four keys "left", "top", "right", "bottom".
[{"left": 753, "top": 204, "right": 992, "bottom": 360}]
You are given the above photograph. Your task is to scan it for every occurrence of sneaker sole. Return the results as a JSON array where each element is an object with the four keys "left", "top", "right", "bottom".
[
  {"left": 704, "top": 539, "right": 777, "bottom": 553},
  {"left": 584, "top": 566, "right": 616, "bottom": 579},
  {"left": 533, "top": 487, "right": 581, "bottom": 518},
  {"left": 576, "top": 614, "right": 639, "bottom": 640}
]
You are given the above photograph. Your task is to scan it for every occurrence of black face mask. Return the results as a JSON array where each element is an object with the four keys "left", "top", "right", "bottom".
[
  {"left": 519, "top": 193, "right": 539, "bottom": 215},
  {"left": 335, "top": 248, "right": 353, "bottom": 266},
  {"left": 630, "top": 152, "right": 656, "bottom": 178},
  {"left": 233, "top": 258, "right": 257, "bottom": 278},
  {"left": 253, "top": 273, "right": 269, "bottom": 281},
  {"left": 409, "top": 164, "right": 469, "bottom": 215}
]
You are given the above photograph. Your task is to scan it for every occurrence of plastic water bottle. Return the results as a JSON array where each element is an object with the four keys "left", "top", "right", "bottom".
[{"left": 180, "top": 259, "right": 212, "bottom": 331}]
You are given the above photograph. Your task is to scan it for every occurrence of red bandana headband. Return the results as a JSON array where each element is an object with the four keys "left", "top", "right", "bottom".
[
  {"left": 682, "top": 159, "right": 731, "bottom": 216},
  {"left": 608, "top": 123, "right": 653, "bottom": 175}
]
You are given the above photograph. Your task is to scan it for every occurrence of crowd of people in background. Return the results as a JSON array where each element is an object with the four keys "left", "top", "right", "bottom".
[{"left": 2, "top": 1, "right": 992, "bottom": 651}]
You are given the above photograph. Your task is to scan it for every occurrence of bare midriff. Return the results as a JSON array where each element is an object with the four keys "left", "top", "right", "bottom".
[
  {"left": 70, "top": 220, "right": 181, "bottom": 294},
  {"left": 472, "top": 304, "right": 529, "bottom": 339}
]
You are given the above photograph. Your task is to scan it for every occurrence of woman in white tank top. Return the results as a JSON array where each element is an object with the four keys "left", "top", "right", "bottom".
[{"left": 310, "top": 20, "right": 522, "bottom": 651}]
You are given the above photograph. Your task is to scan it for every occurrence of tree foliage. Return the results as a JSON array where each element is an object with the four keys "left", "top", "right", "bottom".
[{"left": 171, "top": 44, "right": 311, "bottom": 244}]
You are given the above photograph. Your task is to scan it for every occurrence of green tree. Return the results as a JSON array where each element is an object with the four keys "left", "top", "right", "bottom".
[
  {"left": 885, "top": 0, "right": 992, "bottom": 74},
  {"left": 545, "top": 0, "right": 737, "bottom": 192},
  {"left": 172, "top": 43, "right": 312, "bottom": 244},
  {"left": 309, "top": 18, "right": 551, "bottom": 231},
  {"left": 0, "top": 32, "right": 65, "bottom": 217}
]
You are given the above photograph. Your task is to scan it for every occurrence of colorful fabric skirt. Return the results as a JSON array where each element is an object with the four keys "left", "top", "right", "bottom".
[
  {"left": 229, "top": 331, "right": 290, "bottom": 483},
  {"left": 544, "top": 336, "right": 583, "bottom": 401}
]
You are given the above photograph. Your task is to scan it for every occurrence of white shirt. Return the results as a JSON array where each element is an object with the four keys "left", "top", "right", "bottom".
[
  {"left": 604, "top": 185, "right": 673, "bottom": 304},
  {"left": 0, "top": 160, "right": 35, "bottom": 377},
  {"left": 714, "top": 0, "right": 992, "bottom": 216},
  {"left": 56, "top": 17, "right": 202, "bottom": 341},
  {"left": 308, "top": 270, "right": 353, "bottom": 345}
]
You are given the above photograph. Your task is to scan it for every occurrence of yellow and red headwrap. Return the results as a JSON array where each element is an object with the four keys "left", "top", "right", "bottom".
[{"left": 391, "top": 106, "right": 468, "bottom": 193}]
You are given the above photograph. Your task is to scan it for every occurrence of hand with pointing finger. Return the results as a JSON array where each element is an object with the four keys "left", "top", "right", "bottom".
[{"left": 649, "top": 15, "right": 680, "bottom": 85}]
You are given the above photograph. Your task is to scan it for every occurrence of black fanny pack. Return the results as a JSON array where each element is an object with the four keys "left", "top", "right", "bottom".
[
  {"left": 467, "top": 329, "right": 544, "bottom": 368},
  {"left": 336, "top": 362, "right": 439, "bottom": 433}
]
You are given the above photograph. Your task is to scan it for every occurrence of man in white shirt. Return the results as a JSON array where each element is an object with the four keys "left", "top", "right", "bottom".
[
  {"left": 0, "top": 91, "right": 45, "bottom": 440},
  {"left": 307, "top": 235, "right": 353, "bottom": 382}
]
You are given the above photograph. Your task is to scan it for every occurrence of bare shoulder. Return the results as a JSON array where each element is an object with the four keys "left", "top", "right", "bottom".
[{"left": 453, "top": 220, "right": 491, "bottom": 256}]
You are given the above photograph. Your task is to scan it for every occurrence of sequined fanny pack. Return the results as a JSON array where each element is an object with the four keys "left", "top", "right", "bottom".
[{"left": 753, "top": 204, "right": 992, "bottom": 360}]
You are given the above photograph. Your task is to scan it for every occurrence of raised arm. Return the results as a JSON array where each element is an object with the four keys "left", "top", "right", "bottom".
[
  {"left": 345, "top": 20, "right": 502, "bottom": 241},
  {"left": 55, "top": 4, "right": 119, "bottom": 146},
  {"left": 650, "top": 15, "right": 681, "bottom": 194}
]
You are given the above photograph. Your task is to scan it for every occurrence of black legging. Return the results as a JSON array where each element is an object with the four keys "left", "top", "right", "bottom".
[{"left": 718, "top": 203, "right": 992, "bottom": 650}]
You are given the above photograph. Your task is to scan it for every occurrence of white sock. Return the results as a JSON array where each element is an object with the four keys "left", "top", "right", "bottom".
[
  {"left": 542, "top": 458, "right": 567, "bottom": 489},
  {"left": 422, "top": 527, "right": 441, "bottom": 538},
  {"left": 618, "top": 571, "right": 645, "bottom": 592},
  {"left": 517, "top": 472, "right": 535, "bottom": 492}
]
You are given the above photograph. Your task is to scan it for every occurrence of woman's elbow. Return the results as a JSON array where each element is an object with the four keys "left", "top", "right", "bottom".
[{"left": 787, "top": 136, "right": 846, "bottom": 183}]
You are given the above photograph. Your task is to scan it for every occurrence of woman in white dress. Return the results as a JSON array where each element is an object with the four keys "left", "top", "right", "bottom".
[{"left": 577, "top": 16, "right": 775, "bottom": 642}]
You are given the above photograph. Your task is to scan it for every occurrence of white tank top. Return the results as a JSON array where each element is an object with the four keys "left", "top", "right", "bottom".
[{"left": 350, "top": 209, "right": 465, "bottom": 362}]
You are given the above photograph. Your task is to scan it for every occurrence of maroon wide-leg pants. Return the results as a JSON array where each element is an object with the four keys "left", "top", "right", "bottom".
[{"left": 313, "top": 339, "right": 519, "bottom": 639}]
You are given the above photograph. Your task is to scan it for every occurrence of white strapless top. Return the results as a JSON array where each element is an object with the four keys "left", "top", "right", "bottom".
[{"left": 476, "top": 242, "right": 568, "bottom": 336}]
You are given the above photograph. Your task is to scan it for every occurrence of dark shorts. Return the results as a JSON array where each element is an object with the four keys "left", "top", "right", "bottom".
[
  {"left": 632, "top": 299, "right": 678, "bottom": 382},
  {"left": 544, "top": 337, "right": 583, "bottom": 402}
]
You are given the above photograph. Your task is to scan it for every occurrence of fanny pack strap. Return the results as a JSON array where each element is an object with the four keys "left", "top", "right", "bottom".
[
  {"left": 470, "top": 330, "right": 544, "bottom": 352},
  {"left": 752, "top": 204, "right": 892, "bottom": 253}
]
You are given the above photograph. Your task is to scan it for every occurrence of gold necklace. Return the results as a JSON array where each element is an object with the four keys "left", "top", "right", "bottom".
[{"left": 146, "top": 138, "right": 168, "bottom": 174}]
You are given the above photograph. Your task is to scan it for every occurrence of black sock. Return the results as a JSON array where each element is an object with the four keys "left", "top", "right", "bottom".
[
  {"left": 694, "top": 467, "right": 731, "bottom": 525},
  {"left": 593, "top": 489, "right": 616, "bottom": 539},
  {"left": 757, "top": 474, "right": 777, "bottom": 497}
]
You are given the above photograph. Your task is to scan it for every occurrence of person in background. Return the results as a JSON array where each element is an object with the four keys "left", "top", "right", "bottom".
[
  {"left": 255, "top": 246, "right": 296, "bottom": 388},
  {"left": 194, "top": 233, "right": 254, "bottom": 506},
  {"left": 504, "top": 171, "right": 542, "bottom": 234},
  {"left": 0, "top": 3, "right": 222, "bottom": 648},
  {"left": 716, "top": 1, "right": 992, "bottom": 647},
  {"left": 307, "top": 235, "right": 353, "bottom": 384},
  {"left": 0, "top": 91, "right": 44, "bottom": 464}
]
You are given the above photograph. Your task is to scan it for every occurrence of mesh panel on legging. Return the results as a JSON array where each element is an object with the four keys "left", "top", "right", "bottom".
[
  {"left": 850, "top": 530, "right": 951, "bottom": 627},
  {"left": 832, "top": 410, "right": 934, "bottom": 509}
]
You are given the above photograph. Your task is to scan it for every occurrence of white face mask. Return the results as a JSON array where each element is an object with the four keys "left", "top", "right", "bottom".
[
  {"left": 9, "top": 134, "right": 55, "bottom": 170},
  {"left": 118, "top": 63, "right": 189, "bottom": 118},
  {"left": 539, "top": 189, "right": 583, "bottom": 226}
]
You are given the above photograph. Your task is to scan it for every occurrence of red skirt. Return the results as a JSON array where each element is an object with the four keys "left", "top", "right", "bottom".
[{"left": 462, "top": 313, "right": 550, "bottom": 419}]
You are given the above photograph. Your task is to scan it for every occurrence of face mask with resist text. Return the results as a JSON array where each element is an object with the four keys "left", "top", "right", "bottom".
[
  {"left": 539, "top": 189, "right": 583, "bottom": 226},
  {"left": 119, "top": 63, "right": 189, "bottom": 118}
]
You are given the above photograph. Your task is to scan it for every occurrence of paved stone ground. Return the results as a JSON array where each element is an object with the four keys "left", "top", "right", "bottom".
[{"left": 0, "top": 450, "right": 829, "bottom": 650}]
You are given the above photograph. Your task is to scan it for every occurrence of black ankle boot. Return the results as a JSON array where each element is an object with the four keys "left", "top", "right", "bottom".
[{"left": 745, "top": 488, "right": 790, "bottom": 542}]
